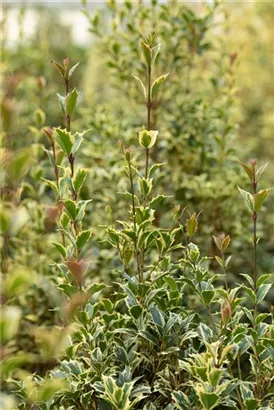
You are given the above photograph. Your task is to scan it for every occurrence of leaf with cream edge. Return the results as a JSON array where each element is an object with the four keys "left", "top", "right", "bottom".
[
  {"left": 132, "top": 75, "right": 146, "bottom": 99},
  {"left": 151, "top": 73, "right": 169, "bottom": 100},
  {"left": 238, "top": 186, "right": 254, "bottom": 212},
  {"left": 138, "top": 129, "right": 158, "bottom": 149},
  {"left": 254, "top": 188, "right": 273, "bottom": 212}
]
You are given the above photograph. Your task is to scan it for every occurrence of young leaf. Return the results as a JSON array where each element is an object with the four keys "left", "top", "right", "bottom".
[
  {"left": 257, "top": 273, "right": 273, "bottom": 287},
  {"left": 73, "top": 169, "right": 88, "bottom": 192},
  {"left": 186, "top": 214, "right": 198, "bottom": 238},
  {"left": 54, "top": 128, "right": 73, "bottom": 156},
  {"left": 238, "top": 186, "right": 254, "bottom": 213},
  {"left": 239, "top": 161, "right": 253, "bottom": 182},
  {"left": 221, "top": 235, "right": 230, "bottom": 252},
  {"left": 51, "top": 60, "right": 65, "bottom": 77},
  {"left": 57, "top": 94, "right": 66, "bottom": 114},
  {"left": 201, "top": 290, "right": 215, "bottom": 304},
  {"left": 140, "top": 40, "right": 151, "bottom": 66},
  {"left": 151, "top": 73, "right": 169, "bottom": 100},
  {"left": 257, "top": 283, "right": 272, "bottom": 304},
  {"left": 132, "top": 75, "right": 146, "bottom": 99},
  {"left": 76, "top": 230, "right": 92, "bottom": 249},
  {"left": 197, "top": 391, "right": 219, "bottom": 410},
  {"left": 52, "top": 242, "right": 66, "bottom": 259},
  {"left": 63, "top": 199, "right": 78, "bottom": 220},
  {"left": 68, "top": 62, "right": 80, "bottom": 79},
  {"left": 254, "top": 188, "right": 272, "bottom": 213},
  {"left": 151, "top": 43, "right": 161, "bottom": 65},
  {"left": 255, "top": 162, "right": 268, "bottom": 183},
  {"left": 139, "top": 130, "right": 158, "bottom": 149},
  {"left": 213, "top": 235, "right": 222, "bottom": 251},
  {"left": 65, "top": 88, "right": 78, "bottom": 116}
]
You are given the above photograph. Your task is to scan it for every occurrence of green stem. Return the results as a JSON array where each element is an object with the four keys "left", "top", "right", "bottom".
[
  {"left": 145, "top": 65, "right": 152, "bottom": 179},
  {"left": 252, "top": 177, "right": 258, "bottom": 324},
  {"left": 128, "top": 160, "right": 141, "bottom": 282}
]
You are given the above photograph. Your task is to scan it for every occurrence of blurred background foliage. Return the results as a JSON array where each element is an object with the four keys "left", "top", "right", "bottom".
[{"left": 0, "top": 0, "right": 273, "bottom": 407}]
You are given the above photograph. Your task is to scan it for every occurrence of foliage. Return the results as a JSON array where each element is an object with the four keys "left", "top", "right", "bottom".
[{"left": 1, "top": 1, "right": 273, "bottom": 409}]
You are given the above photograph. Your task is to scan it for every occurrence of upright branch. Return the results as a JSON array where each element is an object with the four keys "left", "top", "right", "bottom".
[
  {"left": 250, "top": 159, "right": 257, "bottom": 287},
  {"left": 146, "top": 65, "right": 152, "bottom": 178},
  {"left": 48, "top": 58, "right": 92, "bottom": 305},
  {"left": 138, "top": 37, "right": 169, "bottom": 182},
  {"left": 52, "top": 58, "right": 79, "bottom": 197},
  {"left": 238, "top": 159, "right": 272, "bottom": 324}
]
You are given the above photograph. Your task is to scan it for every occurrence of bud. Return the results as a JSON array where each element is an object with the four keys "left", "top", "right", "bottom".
[
  {"left": 124, "top": 147, "right": 131, "bottom": 162},
  {"left": 63, "top": 57, "right": 70, "bottom": 67},
  {"left": 138, "top": 129, "right": 158, "bottom": 149},
  {"left": 37, "top": 76, "right": 46, "bottom": 89},
  {"left": 249, "top": 158, "right": 257, "bottom": 169}
]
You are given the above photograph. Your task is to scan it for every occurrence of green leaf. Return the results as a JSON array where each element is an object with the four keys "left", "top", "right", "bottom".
[
  {"left": 255, "top": 162, "right": 268, "bottom": 183},
  {"left": 213, "top": 235, "right": 222, "bottom": 251},
  {"left": 65, "top": 88, "right": 78, "bottom": 116},
  {"left": 151, "top": 43, "right": 161, "bottom": 65},
  {"left": 254, "top": 188, "right": 272, "bottom": 213},
  {"left": 201, "top": 290, "right": 215, "bottom": 305},
  {"left": 208, "top": 368, "right": 222, "bottom": 387},
  {"left": 242, "top": 285, "right": 256, "bottom": 304},
  {"left": 197, "top": 390, "right": 219, "bottom": 410},
  {"left": 71, "top": 130, "right": 90, "bottom": 155},
  {"left": 255, "top": 313, "right": 270, "bottom": 325},
  {"left": 151, "top": 306, "right": 165, "bottom": 328},
  {"left": 57, "top": 93, "right": 66, "bottom": 114},
  {"left": 257, "top": 284, "right": 272, "bottom": 304},
  {"left": 186, "top": 214, "right": 198, "bottom": 238},
  {"left": 52, "top": 242, "right": 66, "bottom": 258},
  {"left": 63, "top": 199, "right": 78, "bottom": 220},
  {"left": 245, "top": 398, "right": 259, "bottom": 410},
  {"left": 148, "top": 162, "right": 166, "bottom": 178},
  {"left": 139, "top": 129, "right": 158, "bottom": 149},
  {"left": 54, "top": 128, "right": 73, "bottom": 156},
  {"left": 132, "top": 75, "right": 146, "bottom": 99},
  {"left": 68, "top": 62, "right": 80, "bottom": 79},
  {"left": 198, "top": 323, "right": 213, "bottom": 342},
  {"left": 257, "top": 273, "right": 273, "bottom": 287},
  {"left": 215, "top": 255, "right": 224, "bottom": 268},
  {"left": 238, "top": 186, "right": 254, "bottom": 213},
  {"left": 130, "top": 305, "right": 142, "bottom": 319},
  {"left": 41, "top": 178, "right": 59, "bottom": 198},
  {"left": 140, "top": 40, "right": 151, "bottom": 66},
  {"left": 73, "top": 168, "right": 88, "bottom": 192},
  {"left": 151, "top": 73, "right": 169, "bottom": 100},
  {"left": 239, "top": 273, "right": 254, "bottom": 287},
  {"left": 76, "top": 230, "right": 92, "bottom": 249},
  {"left": 150, "top": 194, "right": 168, "bottom": 209},
  {"left": 138, "top": 177, "right": 152, "bottom": 196},
  {"left": 51, "top": 60, "right": 65, "bottom": 77},
  {"left": 239, "top": 161, "right": 253, "bottom": 182}
]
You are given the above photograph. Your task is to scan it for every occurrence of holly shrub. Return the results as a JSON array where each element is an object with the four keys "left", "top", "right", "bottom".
[{"left": 0, "top": 1, "right": 273, "bottom": 410}]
